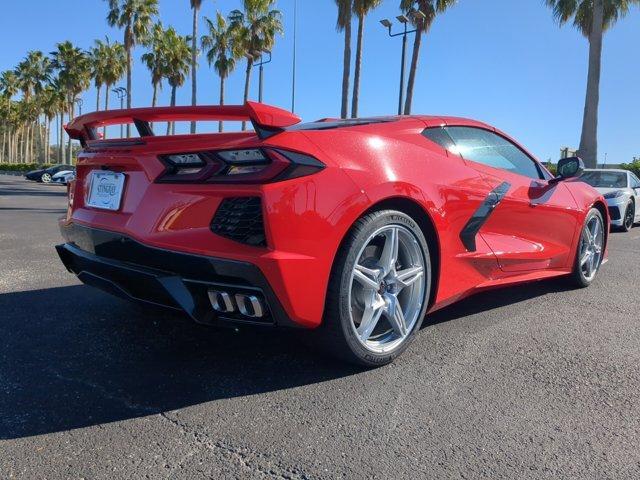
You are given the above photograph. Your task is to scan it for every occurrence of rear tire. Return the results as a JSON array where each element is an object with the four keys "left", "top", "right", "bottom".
[
  {"left": 319, "top": 210, "right": 432, "bottom": 367},
  {"left": 41, "top": 173, "right": 52, "bottom": 183},
  {"left": 568, "top": 208, "right": 605, "bottom": 288}
]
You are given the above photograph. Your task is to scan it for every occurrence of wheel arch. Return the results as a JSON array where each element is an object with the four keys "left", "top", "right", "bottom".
[{"left": 592, "top": 200, "right": 609, "bottom": 250}]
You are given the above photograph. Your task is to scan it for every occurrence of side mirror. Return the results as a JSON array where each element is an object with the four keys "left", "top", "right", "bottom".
[{"left": 550, "top": 156, "right": 584, "bottom": 184}]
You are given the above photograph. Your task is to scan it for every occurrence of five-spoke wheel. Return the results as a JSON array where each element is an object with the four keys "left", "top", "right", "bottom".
[
  {"left": 571, "top": 208, "right": 605, "bottom": 287},
  {"left": 349, "top": 225, "right": 426, "bottom": 353},
  {"left": 321, "top": 210, "right": 431, "bottom": 366}
]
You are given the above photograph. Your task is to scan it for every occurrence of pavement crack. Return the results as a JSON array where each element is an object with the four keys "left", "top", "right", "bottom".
[
  {"left": 43, "top": 366, "right": 157, "bottom": 415},
  {"left": 159, "top": 412, "right": 311, "bottom": 479}
]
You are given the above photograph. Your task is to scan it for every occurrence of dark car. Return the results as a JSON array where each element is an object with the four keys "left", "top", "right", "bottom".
[{"left": 25, "top": 164, "right": 75, "bottom": 183}]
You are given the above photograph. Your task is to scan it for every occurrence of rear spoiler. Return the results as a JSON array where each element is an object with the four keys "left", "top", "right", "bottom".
[{"left": 64, "top": 101, "right": 302, "bottom": 143}]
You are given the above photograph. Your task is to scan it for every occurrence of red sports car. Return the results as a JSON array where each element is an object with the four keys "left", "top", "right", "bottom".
[{"left": 57, "top": 102, "right": 607, "bottom": 366}]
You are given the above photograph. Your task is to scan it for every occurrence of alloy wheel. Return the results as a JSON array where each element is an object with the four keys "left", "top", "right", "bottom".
[
  {"left": 579, "top": 214, "right": 604, "bottom": 282},
  {"left": 624, "top": 205, "right": 634, "bottom": 230},
  {"left": 348, "top": 225, "right": 427, "bottom": 353},
  {"left": 41, "top": 173, "right": 51, "bottom": 183}
]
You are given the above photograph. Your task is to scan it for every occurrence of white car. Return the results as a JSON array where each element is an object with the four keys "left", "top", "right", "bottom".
[
  {"left": 51, "top": 169, "right": 75, "bottom": 185},
  {"left": 581, "top": 169, "right": 640, "bottom": 231}
]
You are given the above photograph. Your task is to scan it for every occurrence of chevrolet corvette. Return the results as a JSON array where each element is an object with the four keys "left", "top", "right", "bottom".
[{"left": 56, "top": 102, "right": 608, "bottom": 366}]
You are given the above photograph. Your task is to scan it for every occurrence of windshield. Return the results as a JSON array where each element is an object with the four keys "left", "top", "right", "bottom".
[{"left": 581, "top": 171, "right": 627, "bottom": 188}]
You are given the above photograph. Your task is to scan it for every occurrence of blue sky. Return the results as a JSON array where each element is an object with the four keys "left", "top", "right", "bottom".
[{"left": 1, "top": 0, "right": 639, "bottom": 163}]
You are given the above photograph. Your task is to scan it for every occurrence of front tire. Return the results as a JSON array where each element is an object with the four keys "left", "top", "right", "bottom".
[
  {"left": 320, "top": 210, "right": 432, "bottom": 367},
  {"left": 569, "top": 208, "right": 605, "bottom": 288},
  {"left": 41, "top": 173, "right": 52, "bottom": 183},
  {"left": 621, "top": 202, "right": 635, "bottom": 232}
]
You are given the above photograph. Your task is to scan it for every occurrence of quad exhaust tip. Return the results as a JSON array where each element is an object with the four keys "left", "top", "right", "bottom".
[{"left": 207, "top": 289, "right": 265, "bottom": 318}]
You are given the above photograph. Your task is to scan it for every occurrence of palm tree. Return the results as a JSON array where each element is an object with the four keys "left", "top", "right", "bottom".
[
  {"left": 335, "top": 0, "right": 352, "bottom": 119},
  {"left": 1, "top": 71, "right": 19, "bottom": 163},
  {"left": 351, "top": 0, "right": 382, "bottom": 118},
  {"left": 142, "top": 22, "right": 168, "bottom": 108},
  {"left": 400, "top": 0, "right": 457, "bottom": 115},
  {"left": 39, "top": 86, "right": 64, "bottom": 164},
  {"left": 91, "top": 39, "right": 109, "bottom": 111},
  {"left": 106, "top": 0, "right": 159, "bottom": 135},
  {"left": 546, "top": 0, "right": 638, "bottom": 168},
  {"left": 14, "top": 51, "right": 51, "bottom": 162},
  {"left": 190, "top": 0, "right": 203, "bottom": 133},
  {"left": 51, "top": 41, "right": 91, "bottom": 162},
  {"left": 100, "top": 40, "right": 126, "bottom": 112},
  {"left": 202, "top": 12, "right": 238, "bottom": 132},
  {"left": 162, "top": 27, "right": 191, "bottom": 134},
  {"left": 229, "top": 0, "right": 283, "bottom": 130}
]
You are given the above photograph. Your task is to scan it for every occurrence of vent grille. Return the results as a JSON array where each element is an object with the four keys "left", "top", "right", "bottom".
[
  {"left": 211, "top": 197, "right": 266, "bottom": 247},
  {"left": 608, "top": 207, "right": 621, "bottom": 221}
]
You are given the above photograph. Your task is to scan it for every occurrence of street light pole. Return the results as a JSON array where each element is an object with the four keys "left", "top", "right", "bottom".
[
  {"left": 254, "top": 51, "right": 272, "bottom": 103},
  {"left": 380, "top": 12, "right": 424, "bottom": 116},
  {"left": 398, "top": 22, "right": 408, "bottom": 116},
  {"left": 112, "top": 87, "right": 128, "bottom": 138}
]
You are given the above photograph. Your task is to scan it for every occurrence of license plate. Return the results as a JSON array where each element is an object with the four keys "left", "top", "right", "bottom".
[{"left": 86, "top": 171, "right": 125, "bottom": 211}]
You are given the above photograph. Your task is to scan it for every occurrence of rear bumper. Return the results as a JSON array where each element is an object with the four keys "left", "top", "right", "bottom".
[{"left": 56, "top": 223, "right": 300, "bottom": 328}]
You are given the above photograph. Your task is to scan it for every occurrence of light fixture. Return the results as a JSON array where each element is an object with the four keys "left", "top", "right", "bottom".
[{"left": 380, "top": 18, "right": 392, "bottom": 28}]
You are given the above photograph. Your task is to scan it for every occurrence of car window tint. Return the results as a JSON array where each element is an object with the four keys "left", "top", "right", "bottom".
[
  {"left": 581, "top": 171, "right": 628, "bottom": 188},
  {"left": 630, "top": 173, "right": 640, "bottom": 188},
  {"left": 445, "top": 127, "right": 542, "bottom": 179},
  {"left": 421, "top": 127, "right": 456, "bottom": 152}
]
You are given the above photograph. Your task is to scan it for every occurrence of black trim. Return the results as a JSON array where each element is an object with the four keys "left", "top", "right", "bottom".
[
  {"left": 460, "top": 182, "right": 511, "bottom": 252},
  {"left": 56, "top": 224, "right": 299, "bottom": 328},
  {"left": 134, "top": 118, "right": 155, "bottom": 137}
]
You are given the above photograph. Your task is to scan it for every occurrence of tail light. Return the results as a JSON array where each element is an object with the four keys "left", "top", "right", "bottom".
[{"left": 157, "top": 148, "right": 324, "bottom": 184}]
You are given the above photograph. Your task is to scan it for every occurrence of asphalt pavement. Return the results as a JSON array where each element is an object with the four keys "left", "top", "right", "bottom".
[{"left": 1, "top": 175, "right": 639, "bottom": 479}]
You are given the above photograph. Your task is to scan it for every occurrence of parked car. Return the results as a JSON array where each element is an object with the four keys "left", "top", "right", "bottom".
[
  {"left": 51, "top": 169, "right": 76, "bottom": 185},
  {"left": 25, "top": 164, "right": 74, "bottom": 183},
  {"left": 581, "top": 169, "right": 640, "bottom": 232},
  {"left": 56, "top": 102, "right": 608, "bottom": 366}
]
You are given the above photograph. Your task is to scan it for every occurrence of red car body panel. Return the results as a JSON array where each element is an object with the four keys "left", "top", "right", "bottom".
[{"left": 59, "top": 103, "right": 608, "bottom": 328}]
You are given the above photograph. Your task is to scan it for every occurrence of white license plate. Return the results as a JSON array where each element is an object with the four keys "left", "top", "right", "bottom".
[{"left": 86, "top": 171, "right": 125, "bottom": 211}]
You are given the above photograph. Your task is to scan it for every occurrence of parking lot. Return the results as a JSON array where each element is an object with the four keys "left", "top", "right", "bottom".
[{"left": 1, "top": 174, "right": 639, "bottom": 479}]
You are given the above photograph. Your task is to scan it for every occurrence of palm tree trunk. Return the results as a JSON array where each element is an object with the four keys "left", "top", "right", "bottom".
[
  {"left": 1, "top": 125, "right": 6, "bottom": 163},
  {"left": 351, "top": 13, "right": 365, "bottom": 119},
  {"left": 59, "top": 112, "right": 65, "bottom": 164},
  {"left": 125, "top": 29, "right": 133, "bottom": 137},
  {"left": 96, "top": 85, "right": 101, "bottom": 111},
  {"left": 404, "top": 29, "right": 422, "bottom": 115},
  {"left": 67, "top": 103, "right": 74, "bottom": 163},
  {"left": 577, "top": 0, "right": 604, "bottom": 169},
  {"left": 152, "top": 82, "right": 158, "bottom": 107},
  {"left": 219, "top": 76, "right": 225, "bottom": 133},
  {"left": 242, "top": 58, "right": 254, "bottom": 131},
  {"left": 340, "top": 19, "right": 352, "bottom": 119},
  {"left": 46, "top": 118, "right": 51, "bottom": 164},
  {"left": 104, "top": 85, "right": 110, "bottom": 139},
  {"left": 190, "top": 5, "right": 199, "bottom": 134},
  {"left": 167, "top": 85, "right": 177, "bottom": 135}
]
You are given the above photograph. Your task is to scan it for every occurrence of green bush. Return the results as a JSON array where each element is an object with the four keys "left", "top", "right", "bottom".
[
  {"left": 0, "top": 163, "right": 54, "bottom": 172},
  {"left": 620, "top": 159, "right": 640, "bottom": 177}
]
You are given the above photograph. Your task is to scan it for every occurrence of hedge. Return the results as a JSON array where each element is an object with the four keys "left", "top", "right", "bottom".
[{"left": 0, "top": 163, "right": 54, "bottom": 172}]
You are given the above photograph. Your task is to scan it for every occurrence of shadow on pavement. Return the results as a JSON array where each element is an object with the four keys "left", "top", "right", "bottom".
[
  {"left": 0, "top": 285, "right": 362, "bottom": 440},
  {"left": 0, "top": 278, "right": 569, "bottom": 440}
]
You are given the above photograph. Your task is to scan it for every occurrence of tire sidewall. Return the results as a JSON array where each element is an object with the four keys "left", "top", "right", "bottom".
[
  {"left": 574, "top": 208, "right": 604, "bottom": 287},
  {"left": 623, "top": 202, "right": 634, "bottom": 231},
  {"left": 336, "top": 211, "right": 431, "bottom": 366}
]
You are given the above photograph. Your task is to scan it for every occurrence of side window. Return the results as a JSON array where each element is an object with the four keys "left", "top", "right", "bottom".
[
  {"left": 630, "top": 173, "right": 640, "bottom": 189},
  {"left": 422, "top": 127, "right": 456, "bottom": 152},
  {"left": 445, "top": 127, "right": 543, "bottom": 180}
]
